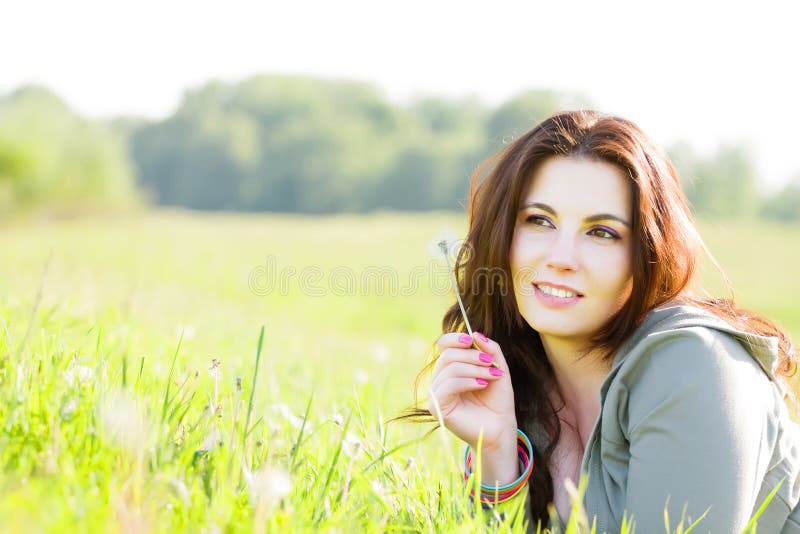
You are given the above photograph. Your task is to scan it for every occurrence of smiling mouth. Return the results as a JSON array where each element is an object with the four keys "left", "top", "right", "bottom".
[{"left": 533, "top": 284, "right": 584, "bottom": 299}]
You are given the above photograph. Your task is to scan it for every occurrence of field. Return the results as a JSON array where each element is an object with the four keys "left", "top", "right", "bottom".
[{"left": 1, "top": 210, "right": 798, "bottom": 532}]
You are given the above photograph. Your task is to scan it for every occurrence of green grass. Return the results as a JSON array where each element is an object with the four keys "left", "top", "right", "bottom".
[{"left": 0, "top": 210, "right": 797, "bottom": 532}]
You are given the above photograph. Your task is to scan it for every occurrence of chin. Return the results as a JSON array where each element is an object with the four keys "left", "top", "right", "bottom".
[{"left": 525, "top": 317, "right": 589, "bottom": 339}]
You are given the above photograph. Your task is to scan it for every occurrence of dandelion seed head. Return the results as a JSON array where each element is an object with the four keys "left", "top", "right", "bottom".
[
  {"left": 270, "top": 403, "right": 307, "bottom": 430},
  {"left": 427, "top": 228, "right": 462, "bottom": 261},
  {"left": 370, "top": 342, "right": 390, "bottom": 363},
  {"left": 64, "top": 364, "right": 94, "bottom": 388},
  {"left": 201, "top": 429, "right": 223, "bottom": 451},
  {"left": 60, "top": 397, "right": 79, "bottom": 420},
  {"left": 175, "top": 325, "right": 196, "bottom": 341},
  {"left": 353, "top": 368, "right": 369, "bottom": 385},
  {"left": 101, "top": 391, "right": 154, "bottom": 454},
  {"left": 371, "top": 479, "right": 386, "bottom": 496},
  {"left": 342, "top": 433, "right": 363, "bottom": 458},
  {"left": 246, "top": 466, "right": 292, "bottom": 508},
  {"left": 332, "top": 412, "right": 344, "bottom": 427},
  {"left": 208, "top": 358, "right": 222, "bottom": 378}
]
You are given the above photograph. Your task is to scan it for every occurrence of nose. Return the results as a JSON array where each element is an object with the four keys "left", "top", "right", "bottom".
[{"left": 545, "top": 231, "right": 579, "bottom": 272}]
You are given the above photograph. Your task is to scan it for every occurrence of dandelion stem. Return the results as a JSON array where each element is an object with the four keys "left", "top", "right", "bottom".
[{"left": 439, "top": 240, "right": 473, "bottom": 337}]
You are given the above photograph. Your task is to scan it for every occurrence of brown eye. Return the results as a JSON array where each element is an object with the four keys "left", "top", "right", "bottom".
[
  {"left": 525, "top": 215, "right": 555, "bottom": 228},
  {"left": 588, "top": 226, "right": 620, "bottom": 240}
]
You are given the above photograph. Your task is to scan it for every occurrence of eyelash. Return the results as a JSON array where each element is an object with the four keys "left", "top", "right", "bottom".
[{"left": 524, "top": 215, "right": 621, "bottom": 240}]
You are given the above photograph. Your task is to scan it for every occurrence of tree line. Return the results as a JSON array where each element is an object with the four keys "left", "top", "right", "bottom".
[{"left": 1, "top": 78, "right": 798, "bottom": 220}]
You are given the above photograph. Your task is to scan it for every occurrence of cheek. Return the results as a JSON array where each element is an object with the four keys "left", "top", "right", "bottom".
[
  {"left": 584, "top": 245, "right": 632, "bottom": 291},
  {"left": 509, "top": 232, "right": 538, "bottom": 297},
  {"left": 509, "top": 231, "right": 525, "bottom": 272},
  {"left": 510, "top": 231, "right": 548, "bottom": 267}
]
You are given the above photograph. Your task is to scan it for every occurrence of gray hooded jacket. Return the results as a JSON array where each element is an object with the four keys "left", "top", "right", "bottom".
[{"left": 526, "top": 303, "right": 800, "bottom": 533}]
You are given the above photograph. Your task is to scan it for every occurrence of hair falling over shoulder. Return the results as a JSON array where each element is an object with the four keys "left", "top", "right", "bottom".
[{"left": 395, "top": 109, "right": 797, "bottom": 522}]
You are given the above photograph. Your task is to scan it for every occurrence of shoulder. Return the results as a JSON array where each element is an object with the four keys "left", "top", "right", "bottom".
[
  {"left": 627, "top": 323, "right": 755, "bottom": 379},
  {"left": 604, "top": 306, "right": 776, "bottom": 433},
  {"left": 611, "top": 303, "right": 779, "bottom": 385}
]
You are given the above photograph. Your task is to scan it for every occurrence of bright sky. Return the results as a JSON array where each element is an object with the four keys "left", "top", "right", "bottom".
[{"left": 3, "top": 0, "right": 798, "bottom": 191}]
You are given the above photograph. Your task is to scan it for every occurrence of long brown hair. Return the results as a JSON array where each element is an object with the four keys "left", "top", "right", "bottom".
[{"left": 399, "top": 109, "right": 796, "bottom": 522}]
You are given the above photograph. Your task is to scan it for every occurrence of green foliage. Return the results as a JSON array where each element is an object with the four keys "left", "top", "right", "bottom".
[
  {"left": 132, "top": 79, "right": 595, "bottom": 213},
  {"left": 0, "top": 86, "right": 140, "bottom": 217},
  {"left": 133, "top": 76, "right": 419, "bottom": 213},
  {"left": 2, "top": 78, "right": 799, "bottom": 218}
]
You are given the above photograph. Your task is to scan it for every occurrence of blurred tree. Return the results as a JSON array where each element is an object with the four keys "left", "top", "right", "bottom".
[
  {"left": 134, "top": 76, "right": 414, "bottom": 212},
  {"left": 485, "top": 89, "right": 593, "bottom": 151},
  {"left": 670, "top": 142, "right": 759, "bottom": 218},
  {"left": 761, "top": 174, "right": 800, "bottom": 222},
  {"left": 365, "top": 97, "right": 489, "bottom": 211},
  {"left": 0, "top": 85, "right": 139, "bottom": 217}
]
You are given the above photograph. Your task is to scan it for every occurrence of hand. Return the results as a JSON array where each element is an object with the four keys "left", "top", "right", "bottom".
[{"left": 428, "top": 332, "right": 518, "bottom": 460}]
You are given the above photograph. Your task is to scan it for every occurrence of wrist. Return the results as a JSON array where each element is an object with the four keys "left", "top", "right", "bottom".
[
  {"left": 464, "top": 429, "right": 534, "bottom": 505},
  {"left": 478, "top": 429, "right": 521, "bottom": 486}
]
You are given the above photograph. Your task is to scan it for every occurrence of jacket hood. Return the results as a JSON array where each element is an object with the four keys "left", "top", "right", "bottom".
[{"left": 622, "top": 303, "right": 782, "bottom": 382}]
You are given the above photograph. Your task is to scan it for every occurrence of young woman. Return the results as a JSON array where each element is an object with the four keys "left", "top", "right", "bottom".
[{"left": 409, "top": 110, "right": 800, "bottom": 532}]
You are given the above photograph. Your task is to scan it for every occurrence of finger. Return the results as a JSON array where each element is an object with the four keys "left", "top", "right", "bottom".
[
  {"left": 431, "top": 361, "right": 504, "bottom": 391},
  {"left": 471, "top": 332, "right": 510, "bottom": 372},
  {"left": 435, "top": 332, "right": 475, "bottom": 355},
  {"left": 427, "top": 376, "right": 493, "bottom": 416},
  {"left": 432, "top": 346, "right": 497, "bottom": 377}
]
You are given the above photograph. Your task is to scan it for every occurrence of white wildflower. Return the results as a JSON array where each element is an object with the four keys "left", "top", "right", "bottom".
[
  {"left": 201, "top": 429, "right": 223, "bottom": 451},
  {"left": 244, "top": 465, "right": 292, "bottom": 508},
  {"left": 332, "top": 412, "right": 344, "bottom": 427},
  {"left": 371, "top": 479, "right": 386, "bottom": 497},
  {"left": 60, "top": 398, "right": 79, "bottom": 420},
  {"left": 353, "top": 368, "right": 369, "bottom": 385},
  {"left": 64, "top": 364, "right": 94, "bottom": 388},
  {"left": 270, "top": 403, "right": 308, "bottom": 430},
  {"left": 207, "top": 358, "right": 222, "bottom": 379},
  {"left": 176, "top": 325, "right": 196, "bottom": 341},
  {"left": 370, "top": 342, "right": 391, "bottom": 363},
  {"left": 101, "top": 391, "right": 154, "bottom": 454},
  {"left": 342, "top": 432, "right": 363, "bottom": 458}
]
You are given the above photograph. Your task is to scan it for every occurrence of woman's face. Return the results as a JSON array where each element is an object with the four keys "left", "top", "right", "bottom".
[{"left": 510, "top": 156, "right": 633, "bottom": 344}]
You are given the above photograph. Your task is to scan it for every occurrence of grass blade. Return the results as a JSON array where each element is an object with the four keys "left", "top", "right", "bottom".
[
  {"left": 739, "top": 478, "right": 784, "bottom": 534},
  {"left": 243, "top": 325, "right": 265, "bottom": 450},
  {"left": 161, "top": 330, "right": 183, "bottom": 423},
  {"left": 290, "top": 391, "right": 314, "bottom": 470}
]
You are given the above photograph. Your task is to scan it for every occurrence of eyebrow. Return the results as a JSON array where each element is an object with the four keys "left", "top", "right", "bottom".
[{"left": 520, "top": 202, "right": 631, "bottom": 228}]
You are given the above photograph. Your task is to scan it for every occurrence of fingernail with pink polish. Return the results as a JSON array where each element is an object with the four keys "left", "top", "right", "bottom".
[
  {"left": 458, "top": 334, "right": 473, "bottom": 344},
  {"left": 475, "top": 378, "right": 489, "bottom": 386},
  {"left": 489, "top": 367, "right": 504, "bottom": 377},
  {"left": 478, "top": 352, "right": 494, "bottom": 364},
  {"left": 475, "top": 332, "right": 489, "bottom": 343}
]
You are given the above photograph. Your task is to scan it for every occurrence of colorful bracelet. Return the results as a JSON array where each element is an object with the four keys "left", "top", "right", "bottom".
[{"left": 463, "top": 429, "right": 534, "bottom": 504}]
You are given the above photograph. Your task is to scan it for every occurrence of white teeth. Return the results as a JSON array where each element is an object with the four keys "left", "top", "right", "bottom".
[{"left": 537, "top": 285, "right": 577, "bottom": 298}]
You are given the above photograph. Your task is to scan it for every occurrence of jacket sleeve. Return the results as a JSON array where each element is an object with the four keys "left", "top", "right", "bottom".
[{"left": 622, "top": 328, "right": 773, "bottom": 532}]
